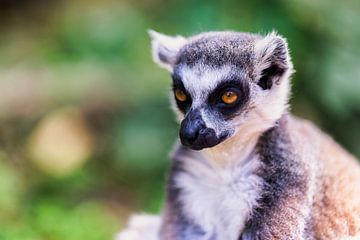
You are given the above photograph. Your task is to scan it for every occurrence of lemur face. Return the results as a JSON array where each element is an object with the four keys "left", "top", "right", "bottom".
[
  {"left": 150, "top": 30, "right": 293, "bottom": 150},
  {"left": 170, "top": 64, "right": 250, "bottom": 150}
]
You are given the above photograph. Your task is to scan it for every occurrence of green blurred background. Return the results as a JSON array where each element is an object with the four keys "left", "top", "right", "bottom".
[{"left": 0, "top": 0, "right": 359, "bottom": 239}]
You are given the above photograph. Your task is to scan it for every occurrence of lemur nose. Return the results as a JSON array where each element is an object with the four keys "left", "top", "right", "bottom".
[
  {"left": 181, "top": 119, "right": 204, "bottom": 142},
  {"left": 179, "top": 110, "right": 206, "bottom": 145}
]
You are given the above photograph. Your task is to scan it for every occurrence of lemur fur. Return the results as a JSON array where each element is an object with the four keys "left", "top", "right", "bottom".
[{"left": 117, "top": 30, "right": 360, "bottom": 240}]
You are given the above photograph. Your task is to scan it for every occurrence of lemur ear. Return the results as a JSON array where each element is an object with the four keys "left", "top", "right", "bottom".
[
  {"left": 254, "top": 31, "right": 293, "bottom": 90},
  {"left": 148, "top": 30, "right": 187, "bottom": 72}
]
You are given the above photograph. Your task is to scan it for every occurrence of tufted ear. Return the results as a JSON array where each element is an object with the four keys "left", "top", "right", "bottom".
[
  {"left": 254, "top": 31, "right": 293, "bottom": 90},
  {"left": 148, "top": 30, "right": 187, "bottom": 72}
]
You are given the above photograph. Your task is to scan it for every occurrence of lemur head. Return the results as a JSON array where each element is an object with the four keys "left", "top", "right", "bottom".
[{"left": 149, "top": 30, "right": 293, "bottom": 151}]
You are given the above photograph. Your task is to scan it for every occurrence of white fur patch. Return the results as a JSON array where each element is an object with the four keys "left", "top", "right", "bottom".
[
  {"left": 179, "top": 65, "right": 234, "bottom": 109},
  {"left": 231, "top": 78, "right": 290, "bottom": 140},
  {"left": 149, "top": 30, "right": 187, "bottom": 72},
  {"left": 340, "top": 236, "right": 360, "bottom": 240},
  {"left": 115, "top": 214, "right": 161, "bottom": 240},
  {"left": 175, "top": 150, "right": 264, "bottom": 240}
]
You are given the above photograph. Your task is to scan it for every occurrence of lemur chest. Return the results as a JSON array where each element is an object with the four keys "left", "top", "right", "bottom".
[{"left": 174, "top": 155, "right": 264, "bottom": 240}]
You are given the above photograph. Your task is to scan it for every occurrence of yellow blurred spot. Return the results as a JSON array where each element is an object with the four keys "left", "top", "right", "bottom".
[{"left": 28, "top": 107, "right": 93, "bottom": 177}]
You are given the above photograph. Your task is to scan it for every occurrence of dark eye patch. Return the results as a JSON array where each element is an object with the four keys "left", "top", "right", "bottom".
[
  {"left": 207, "top": 79, "right": 250, "bottom": 118},
  {"left": 171, "top": 74, "right": 192, "bottom": 113}
]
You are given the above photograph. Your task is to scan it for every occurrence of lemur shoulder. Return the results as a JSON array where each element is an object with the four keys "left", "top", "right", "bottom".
[{"left": 117, "top": 30, "right": 360, "bottom": 240}]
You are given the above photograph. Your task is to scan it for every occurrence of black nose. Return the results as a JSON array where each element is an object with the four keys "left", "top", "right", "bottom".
[
  {"left": 179, "top": 110, "right": 222, "bottom": 150},
  {"left": 180, "top": 110, "right": 206, "bottom": 146}
]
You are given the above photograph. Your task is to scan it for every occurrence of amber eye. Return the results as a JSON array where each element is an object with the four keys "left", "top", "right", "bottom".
[
  {"left": 221, "top": 91, "right": 238, "bottom": 104},
  {"left": 175, "top": 89, "right": 187, "bottom": 102}
]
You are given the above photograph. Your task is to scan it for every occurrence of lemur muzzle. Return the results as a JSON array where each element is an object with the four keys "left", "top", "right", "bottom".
[{"left": 179, "top": 109, "right": 220, "bottom": 150}]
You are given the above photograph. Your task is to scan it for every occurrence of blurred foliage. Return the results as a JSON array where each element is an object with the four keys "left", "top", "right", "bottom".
[{"left": 0, "top": 0, "right": 359, "bottom": 239}]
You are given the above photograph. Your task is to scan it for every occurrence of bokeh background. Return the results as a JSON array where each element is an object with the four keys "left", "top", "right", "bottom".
[{"left": 0, "top": 0, "right": 359, "bottom": 239}]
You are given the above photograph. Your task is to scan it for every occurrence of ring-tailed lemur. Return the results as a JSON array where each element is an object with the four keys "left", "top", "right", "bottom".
[{"left": 117, "top": 30, "right": 360, "bottom": 240}]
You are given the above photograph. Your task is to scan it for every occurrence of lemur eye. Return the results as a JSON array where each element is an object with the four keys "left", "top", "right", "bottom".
[
  {"left": 175, "top": 89, "right": 187, "bottom": 102},
  {"left": 221, "top": 91, "right": 238, "bottom": 104}
]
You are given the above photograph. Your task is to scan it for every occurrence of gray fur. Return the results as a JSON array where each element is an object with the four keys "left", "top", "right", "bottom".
[
  {"left": 161, "top": 115, "right": 311, "bottom": 240},
  {"left": 241, "top": 115, "right": 311, "bottom": 240},
  {"left": 177, "top": 32, "right": 260, "bottom": 71},
  {"left": 150, "top": 30, "right": 310, "bottom": 240},
  {"left": 117, "top": 30, "right": 360, "bottom": 240}
]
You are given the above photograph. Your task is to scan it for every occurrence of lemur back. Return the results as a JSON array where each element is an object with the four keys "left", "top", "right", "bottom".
[
  {"left": 117, "top": 30, "right": 360, "bottom": 240},
  {"left": 296, "top": 118, "right": 360, "bottom": 238}
]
